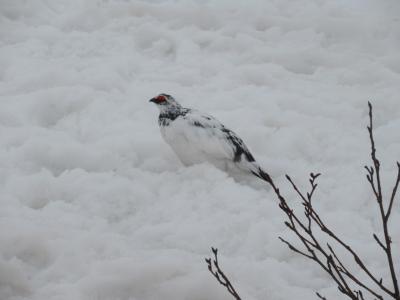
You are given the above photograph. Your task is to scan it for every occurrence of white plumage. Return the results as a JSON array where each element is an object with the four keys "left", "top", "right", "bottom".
[{"left": 150, "top": 93, "right": 271, "bottom": 183}]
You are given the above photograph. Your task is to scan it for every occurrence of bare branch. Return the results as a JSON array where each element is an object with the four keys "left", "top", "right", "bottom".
[
  {"left": 286, "top": 175, "right": 307, "bottom": 203},
  {"left": 316, "top": 292, "right": 327, "bottom": 300},
  {"left": 205, "top": 248, "right": 241, "bottom": 300},
  {"left": 327, "top": 244, "right": 383, "bottom": 300},
  {"left": 386, "top": 162, "right": 400, "bottom": 221},
  {"left": 207, "top": 102, "right": 399, "bottom": 300},
  {"left": 279, "top": 237, "right": 315, "bottom": 259},
  {"left": 274, "top": 103, "right": 398, "bottom": 299},
  {"left": 288, "top": 173, "right": 392, "bottom": 297},
  {"left": 367, "top": 102, "right": 399, "bottom": 299},
  {"left": 373, "top": 234, "right": 386, "bottom": 252}
]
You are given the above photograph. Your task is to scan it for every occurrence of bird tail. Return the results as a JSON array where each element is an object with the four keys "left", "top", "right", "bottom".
[{"left": 251, "top": 166, "right": 272, "bottom": 184}]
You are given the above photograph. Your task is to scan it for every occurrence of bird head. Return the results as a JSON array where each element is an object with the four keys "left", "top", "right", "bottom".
[{"left": 149, "top": 93, "right": 182, "bottom": 112}]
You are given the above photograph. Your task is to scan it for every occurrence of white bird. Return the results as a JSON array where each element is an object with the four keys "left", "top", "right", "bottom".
[{"left": 149, "top": 93, "right": 272, "bottom": 183}]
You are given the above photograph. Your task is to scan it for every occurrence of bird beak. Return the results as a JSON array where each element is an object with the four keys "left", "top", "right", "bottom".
[{"left": 149, "top": 98, "right": 156, "bottom": 103}]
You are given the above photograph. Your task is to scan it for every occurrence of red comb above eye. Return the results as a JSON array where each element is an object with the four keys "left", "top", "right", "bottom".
[{"left": 156, "top": 95, "right": 166, "bottom": 102}]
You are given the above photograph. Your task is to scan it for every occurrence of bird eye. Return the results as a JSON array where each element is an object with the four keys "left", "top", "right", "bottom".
[{"left": 156, "top": 95, "right": 166, "bottom": 102}]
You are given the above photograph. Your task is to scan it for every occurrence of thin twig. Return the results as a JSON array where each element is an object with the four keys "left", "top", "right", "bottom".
[
  {"left": 274, "top": 103, "right": 398, "bottom": 299},
  {"left": 386, "top": 162, "right": 400, "bottom": 221},
  {"left": 367, "top": 101, "right": 399, "bottom": 299},
  {"left": 205, "top": 248, "right": 241, "bottom": 300},
  {"left": 286, "top": 174, "right": 392, "bottom": 297},
  {"left": 206, "top": 102, "right": 399, "bottom": 300}
]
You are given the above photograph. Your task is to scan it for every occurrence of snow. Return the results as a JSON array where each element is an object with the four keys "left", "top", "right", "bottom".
[{"left": 1, "top": 0, "right": 400, "bottom": 299}]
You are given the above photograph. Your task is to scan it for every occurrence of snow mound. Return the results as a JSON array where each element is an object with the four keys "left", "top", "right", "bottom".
[{"left": 1, "top": 0, "right": 399, "bottom": 299}]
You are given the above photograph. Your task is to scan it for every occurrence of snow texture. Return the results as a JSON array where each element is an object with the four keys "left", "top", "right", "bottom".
[{"left": 0, "top": 0, "right": 400, "bottom": 299}]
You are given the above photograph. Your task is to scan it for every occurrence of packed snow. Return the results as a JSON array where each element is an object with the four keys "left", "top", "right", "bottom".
[{"left": 1, "top": 0, "right": 400, "bottom": 299}]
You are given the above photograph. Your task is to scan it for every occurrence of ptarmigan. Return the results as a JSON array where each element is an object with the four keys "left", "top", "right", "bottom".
[{"left": 150, "top": 93, "right": 272, "bottom": 183}]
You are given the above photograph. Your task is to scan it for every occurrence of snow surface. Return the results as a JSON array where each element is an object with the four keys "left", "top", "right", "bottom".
[{"left": 1, "top": 0, "right": 400, "bottom": 299}]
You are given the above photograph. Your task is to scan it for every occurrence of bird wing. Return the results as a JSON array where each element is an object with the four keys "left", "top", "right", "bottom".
[{"left": 177, "top": 110, "right": 256, "bottom": 164}]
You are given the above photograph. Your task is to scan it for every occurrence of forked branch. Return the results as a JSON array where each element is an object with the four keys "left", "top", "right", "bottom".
[
  {"left": 366, "top": 101, "right": 400, "bottom": 299},
  {"left": 275, "top": 102, "right": 399, "bottom": 299},
  {"left": 206, "top": 103, "right": 399, "bottom": 300},
  {"left": 205, "top": 247, "right": 242, "bottom": 300}
]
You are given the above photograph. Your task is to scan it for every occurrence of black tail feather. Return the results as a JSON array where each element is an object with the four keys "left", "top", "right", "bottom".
[{"left": 252, "top": 167, "right": 272, "bottom": 184}]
